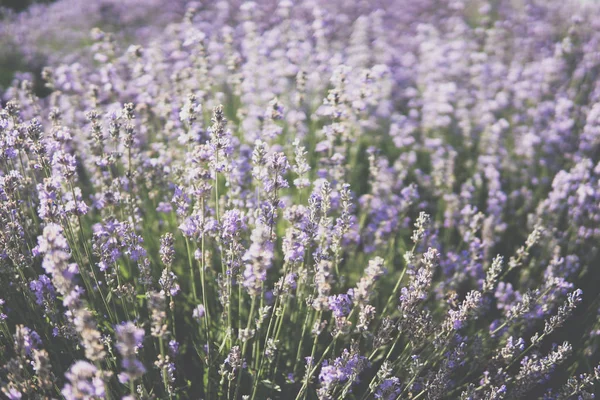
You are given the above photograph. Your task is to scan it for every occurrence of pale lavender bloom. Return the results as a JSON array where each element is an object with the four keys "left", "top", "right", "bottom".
[
  {"left": 4, "top": 388, "right": 22, "bottom": 399},
  {"left": 171, "top": 186, "right": 190, "bottom": 217},
  {"left": 14, "top": 325, "right": 41, "bottom": 357},
  {"left": 282, "top": 230, "right": 309, "bottom": 263},
  {"left": 193, "top": 304, "right": 205, "bottom": 320},
  {"left": 542, "top": 289, "right": 583, "bottom": 336},
  {"left": 263, "top": 152, "right": 290, "bottom": 193},
  {"left": 168, "top": 340, "right": 179, "bottom": 356},
  {"left": 159, "top": 233, "right": 180, "bottom": 296},
  {"left": 495, "top": 282, "right": 522, "bottom": 316},
  {"left": 209, "top": 105, "right": 233, "bottom": 172},
  {"left": 284, "top": 273, "right": 297, "bottom": 291},
  {"left": 115, "top": 322, "right": 146, "bottom": 383},
  {"left": 115, "top": 323, "right": 145, "bottom": 355},
  {"left": 292, "top": 139, "right": 311, "bottom": 188},
  {"left": 156, "top": 201, "right": 173, "bottom": 213},
  {"left": 36, "top": 179, "right": 62, "bottom": 220},
  {"left": 34, "top": 223, "right": 78, "bottom": 300},
  {"left": 159, "top": 270, "right": 180, "bottom": 297},
  {"left": 62, "top": 361, "right": 105, "bottom": 400},
  {"left": 443, "top": 291, "right": 482, "bottom": 331},
  {"left": 400, "top": 248, "right": 438, "bottom": 308},
  {"left": 375, "top": 377, "right": 402, "bottom": 399},
  {"left": 242, "top": 221, "right": 273, "bottom": 296},
  {"left": 179, "top": 216, "right": 199, "bottom": 238},
  {"left": 352, "top": 257, "right": 386, "bottom": 305},
  {"left": 500, "top": 336, "right": 526, "bottom": 361},
  {"left": 29, "top": 275, "right": 55, "bottom": 306},
  {"left": 221, "top": 209, "right": 247, "bottom": 239},
  {"left": 147, "top": 291, "right": 168, "bottom": 338},
  {"left": 327, "top": 294, "right": 352, "bottom": 318},
  {"left": 159, "top": 233, "right": 175, "bottom": 267},
  {"left": 223, "top": 345, "right": 246, "bottom": 377},
  {"left": 318, "top": 348, "right": 370, "bottom": 398},
  {"left": 513, "top": 342, "right": 572, "bottom": 396}
]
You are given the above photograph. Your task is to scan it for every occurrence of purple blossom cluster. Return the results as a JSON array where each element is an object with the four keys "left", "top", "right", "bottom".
[{"left": 1, "top": 0, "right": 600, "bottom": 399}]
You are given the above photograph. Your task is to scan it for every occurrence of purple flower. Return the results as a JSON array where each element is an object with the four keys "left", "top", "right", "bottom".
[
  {"left": 62, "top": 361, "right": 105, "bottom": 400},
  {"left": 318, "top": 348, "right": 370, "bottom": 395},
  {"left": 179, "top": 216, "right": 198, "bottom": 238},
  {"left": 221, "top": 209, "right": 247, "bottom": 239},
  {"left": 3, "top": 387, "right": 22, "bottom": 400},
  {"left": 375, "top": 377, "right": 402, "bottom": 399},
  {"left": 193, "top": 304, "right": 205, "bottom": 320},
  {"left": 35, "top": 223, "right": 79, "bottom": 299},
  {"left": 327, "top": 294, "right": 352, "bottom": 317},
  {"left": 115, "top": 322, "right": 146, "bottom": 383},
  {"left": 283, "top": 230, "right": 309, "bottom": 263},
  {"left": 29, "top": 275, "right": 55, "bottom": 306},
  {"left": 171, "top": 186, "right": 190, "bottom": 216},
  {"left": 156, "top": 201, "right": 173, "bottom": 213},
  {"left": 14, "top": 325, "right": 41, "bottom": 356},
  {"left": 169, "top": 340, "right": 179, "bottom": 356}
]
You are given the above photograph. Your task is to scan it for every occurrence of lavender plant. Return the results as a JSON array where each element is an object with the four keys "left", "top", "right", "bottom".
[{"left": 1, "top": 0, "right": 600, "bottom": 399}]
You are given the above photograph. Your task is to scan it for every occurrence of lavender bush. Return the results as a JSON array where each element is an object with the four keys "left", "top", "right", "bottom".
[{"left": 1, "top": 0, "right": 600, "bottom": 398}]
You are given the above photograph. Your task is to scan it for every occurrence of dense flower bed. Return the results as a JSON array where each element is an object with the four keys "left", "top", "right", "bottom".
[{"left": 1, "top": 0, "right": 600, "bottom": 398}]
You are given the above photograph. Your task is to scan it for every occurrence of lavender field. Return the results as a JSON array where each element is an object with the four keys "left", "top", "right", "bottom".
[{"left": 1, "top": 0, "right": 600, "bottom": 398}]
